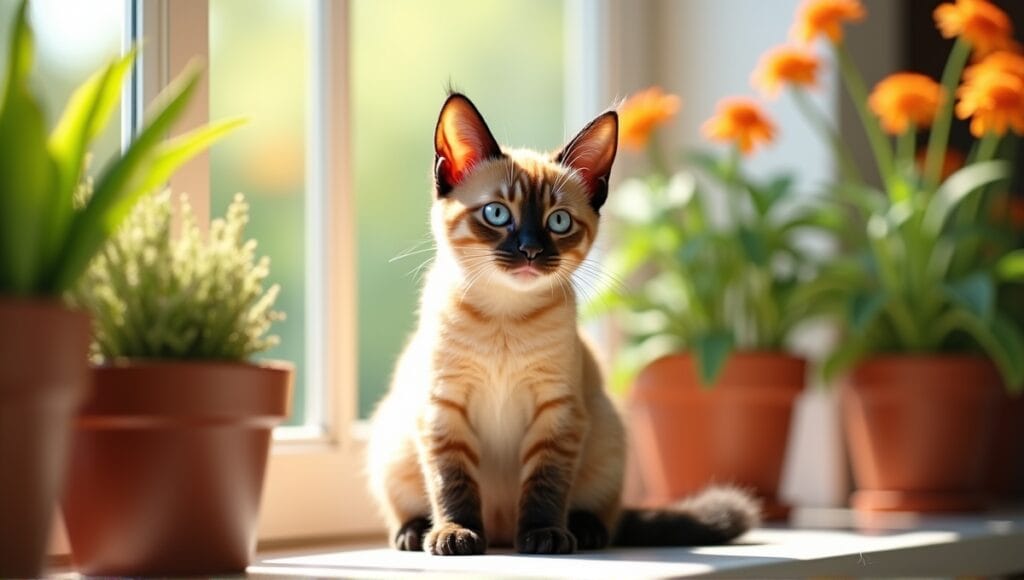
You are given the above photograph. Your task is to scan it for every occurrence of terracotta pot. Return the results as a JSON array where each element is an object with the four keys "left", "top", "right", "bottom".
[
  {"left": 62, "top": 361, "right": 292, "bottom": 576},
  {"left": 989, "top": 391, "right": 1024, "bottom": 499},
  {"left": 0, "top": 299, "right": 91, "bottom": 578},
  {"left": 842, "top": 355, "right": 1001, "bottom": 513},
  {"left": 629, "top": 352, "right": 804, "bottom": 520}
]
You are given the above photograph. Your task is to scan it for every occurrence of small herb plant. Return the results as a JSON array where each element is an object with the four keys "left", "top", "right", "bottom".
[
  {"left": 69, "top": 191, "right": 283, "bottom": 361},
  {"left": 0, "top": 0, "right": 242, "bottom": 297}
]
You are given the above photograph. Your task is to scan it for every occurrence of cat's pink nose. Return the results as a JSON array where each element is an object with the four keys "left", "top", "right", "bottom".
[{"left": 518, "top": 242, "right": 543, "bottom": 261}]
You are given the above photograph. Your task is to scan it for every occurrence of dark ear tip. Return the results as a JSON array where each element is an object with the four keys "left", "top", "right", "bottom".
[{"left": 442, "top": 92, "right": 472, "bottom": 107}]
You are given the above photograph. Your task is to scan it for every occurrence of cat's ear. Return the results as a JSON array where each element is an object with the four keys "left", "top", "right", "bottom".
[
  {"left": 434, "top": 93, "right": 503, "bottom": 196},
  {"left": 555, "top": 111, "right": 618, "bottom": 211}
]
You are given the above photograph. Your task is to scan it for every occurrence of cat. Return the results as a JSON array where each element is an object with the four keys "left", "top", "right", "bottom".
[{"left": 366, "top": 93, "right": 760, "bottom": 555}]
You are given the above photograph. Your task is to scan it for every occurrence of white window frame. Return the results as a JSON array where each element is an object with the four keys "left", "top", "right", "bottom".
[{"left": 49, "top": 0, "right": 624, "bottom": 547}]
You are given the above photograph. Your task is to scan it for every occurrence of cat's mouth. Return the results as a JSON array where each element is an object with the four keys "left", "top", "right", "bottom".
[{"left": 510, "top": 264, "right": 542, "bottom": 280}]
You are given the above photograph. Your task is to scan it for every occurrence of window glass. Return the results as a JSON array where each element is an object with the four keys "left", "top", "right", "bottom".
[
  {"left": 209, "top": 0, "right": 312, "bottom": 426},
  {"left": 0, "top": 0, "right": 123, "bottom": 169},
  {"left": 352, "top": 0, "right": 567, "bottom": 417}
]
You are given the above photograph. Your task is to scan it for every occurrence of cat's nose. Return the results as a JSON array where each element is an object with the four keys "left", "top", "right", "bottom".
[{"left": 518, "top": 241, "right": 543, "bottom": 261}]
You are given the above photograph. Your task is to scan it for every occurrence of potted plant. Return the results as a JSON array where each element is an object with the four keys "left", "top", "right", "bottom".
[
  {"left": 594, "top": 89, "right": 832, "bottom": 519},
  {"left": 0, "top": 1, "right": 241, "bottom": 575},
  {"left": 62, "top": 191, "right": 291, "bottom": 576},
  {"left": 784, "top": 0, "right": 1024, "bottom": 512}
]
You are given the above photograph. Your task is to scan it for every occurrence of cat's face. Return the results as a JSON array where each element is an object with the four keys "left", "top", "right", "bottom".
[{"left": 430, "top": 94, "right": 618, "bottom": 291}]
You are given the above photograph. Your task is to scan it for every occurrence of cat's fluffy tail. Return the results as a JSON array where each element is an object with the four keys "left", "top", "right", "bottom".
[{"left": 613, "top": 486, "right": 761, "bottom": 546}]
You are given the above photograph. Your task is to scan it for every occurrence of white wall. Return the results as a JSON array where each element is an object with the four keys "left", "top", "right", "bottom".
[{"left": 649, "top": 0, "right": 838, "bottom": 192}]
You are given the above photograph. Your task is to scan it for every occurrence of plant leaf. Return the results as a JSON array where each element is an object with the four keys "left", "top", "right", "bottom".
[
  {"left": 937, "top": 307, "right": 1024, "bottom": 391},
  {"left": 0, "top": 0, "right": 57, "bottom": 294},
  {"left": 694, "top": 331, "right": 733, "bottom": 387},
  {"left": 923, "top": 160, "right": 1010, "bottom": 234},
  {"left": 736, "top": 226, "right": 767, "bottom": 266},
  {"left": 52, "top": 115, "right": 246, "bottom": 293},
  {"left": 849, "top": 290, "right": 886, "bottom": 334},
  {"left": 944, "top": 272, "right": 995, "bottom": 321},
  {"left": 997, "top": 249, "right": 1024, "bottom": 282},
  {"left": 43, "top": 49, "right": 136, "bottom": 275},
  {"left": 822, "top": 336, "right": 866, "bottom": 384},
  {"left": 748, "top": 174, "right": 793, "bottom": 216}
]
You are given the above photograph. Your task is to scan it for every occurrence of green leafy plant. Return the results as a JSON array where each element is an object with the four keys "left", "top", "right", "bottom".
[
  {"left": 594, "top": 159, "right": 830, "bottom": 387},
  {"left": 782, "top": 1, "right": 1024, "bottom": 391},
  {"left": 68, "top": 191, "right": 283, "bottom": 361},
  {"left": 0, "top": 0, "right": 244, "bottom": 297},
  {"left": 589, "top": 85, "right": 842, "bottom": 390}
]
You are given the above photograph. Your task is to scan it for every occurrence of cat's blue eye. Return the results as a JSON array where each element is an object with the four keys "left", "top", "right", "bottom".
[
  {"left": 547, "top": 209, "right": 572, "bottom": 234},
  {"left": 482, "top": 202, "right": 511, "bottom": 227}
]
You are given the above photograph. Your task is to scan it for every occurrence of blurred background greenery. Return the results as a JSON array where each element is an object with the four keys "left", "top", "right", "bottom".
[{"left": 3, "top": 0, "right": 568, "bottom": 425}]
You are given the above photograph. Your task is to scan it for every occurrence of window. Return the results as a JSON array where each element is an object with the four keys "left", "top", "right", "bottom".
[
  {"left": 210, "top": 0, "right": 313, "bottom": 427},
  {"left": 351, "top": 0, "right": 568, "bottom": 418},
  {"left": 0, "top": 0, "right": 124, "bottom": 169},
  {"left": 119, "top": 0, "right": 607, "bottom": 541}
]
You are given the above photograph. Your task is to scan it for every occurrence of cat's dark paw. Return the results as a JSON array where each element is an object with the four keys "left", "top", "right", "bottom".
[
  {"left": 515, "top": 526, "right": 577, "bottom": 554},
  {"left": 568, "top": 510, "right": 609, "bottom": 550},
  {"left": 424, "top": 523, "right": 487, "bottom": 555},
  {"left": 394, "top": 516, "right": 431, "bottom": 551}
]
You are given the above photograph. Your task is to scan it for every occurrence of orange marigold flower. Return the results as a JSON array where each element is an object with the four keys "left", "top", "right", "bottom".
[
  {"left": 617, "top": 87, "right": 682, "bottom": 151},
  {"left": 701, "top": 97, "right": 776, "bottom": 155},
  {"left": 963, "top": 50, "right": 1024, "bottom": 82},
  {"left": 914, "top": 147, "right": 965, "bottom": 181},
  {"left": 934, "top": 0, "right": 1015, "bottom": 58},
  {"left": 867, "top": 73, "right": 944, "bottom": 134},
  {"left": 752, "top": 45, "right": 821, "bottom": 97},
  {"left": 956, "top": 69, "right": 1024, "bottom": 136},
  {"left": 792, "top": 0, "right": 866, "bottom": 44}
]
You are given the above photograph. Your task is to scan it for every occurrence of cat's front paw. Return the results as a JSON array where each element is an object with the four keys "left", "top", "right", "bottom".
[
  {"left": 568, "top": 511, "right": 609, "bottom": 550},
  {"left": 394, "top": 516, "right": 431, "bottom": 551},
  {"left": 425, "top": 523, "right": 487, "bottom": 555},
  {"left": 515, "top": 526, "right": 577, "bottom": 554}
]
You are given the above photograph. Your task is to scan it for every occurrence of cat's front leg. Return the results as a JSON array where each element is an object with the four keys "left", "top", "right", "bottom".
[
  {"left": 515, "top": 392, "right": 586, "bottom": 554},
  {"left": 418, "top": 393, "right": 487, "bottom": 555}
]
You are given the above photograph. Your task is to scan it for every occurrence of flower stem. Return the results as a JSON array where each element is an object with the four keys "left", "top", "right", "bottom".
[
  {"left": 834, "top": 41, "right": 896, "bottom": 195},
  {"left": 923, "top": 37, "right": 971, "bottom": 193},
  {"left": 897, "top": 127, "right": 916, "bottom": 177},
  {"left": 790, "top": 87, "right": 863, "bottom": 184},
  {"left": 647, "top": 132, "right": 672, "bottom": 178}
]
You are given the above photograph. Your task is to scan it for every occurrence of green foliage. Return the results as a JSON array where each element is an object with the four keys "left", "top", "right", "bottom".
[
  {"left": 588, "top": 153, "right": 824, "bottom": 387},
  {"left": 801, "top": 161, "right": 1024, "bottom": 391},
  {"left": 0, "top": 0, "right": 243, "bottom": 297},
  {"left": 68, "top": 191, "right": 283, "bottom": 361}
]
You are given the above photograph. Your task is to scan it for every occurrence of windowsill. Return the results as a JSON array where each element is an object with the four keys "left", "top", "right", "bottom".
[{"left": 244, "top": 508, "right": 1024, "bottom": 578}]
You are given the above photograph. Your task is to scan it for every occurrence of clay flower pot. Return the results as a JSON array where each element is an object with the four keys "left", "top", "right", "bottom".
[
  {"left": 0, "top": 299, "right": 91, "bottom": 578},
  {"left": 842, "top": 355, "right": 1001, "bottom": 513},
  {"left": 629, "top": 352, "right": 805, "bottom": 520},
  {"left": 989, "top": 390, "right": 1024, "bottom": 499},
  {"left": 62, "top": 360, "right": 292, "bottom": 576}
]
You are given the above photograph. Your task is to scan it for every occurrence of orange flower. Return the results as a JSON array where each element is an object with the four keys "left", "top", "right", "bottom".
[
  {"left": 963, "top": 50, "right": 1024, "bottom": 82},
  {"left": 914, "top": 147, "right": 964, "bottom": 181},
  {"left": 934, "top": 0, "right": 1016, "bottom": 57},
  {"left": 867, "top": 73, "right": 944, "bottom": 134},
  {"left": 791, "top": 0, "right": 866, "bottom": 44},
  {"left": 701, "top": 97, "right": 776, "bottom": 155},
  {"left": 617, "top": 87, "right": 682, "bottom": 151},
  {"left": 956, "top": 70, "right": 1024, "bottom": 136},
  {"left": 752, "top": 45, "right": 821, "bottom": 97},
  {"left": 956, "top": 51, "right": 1024, "bottom": 137}
]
